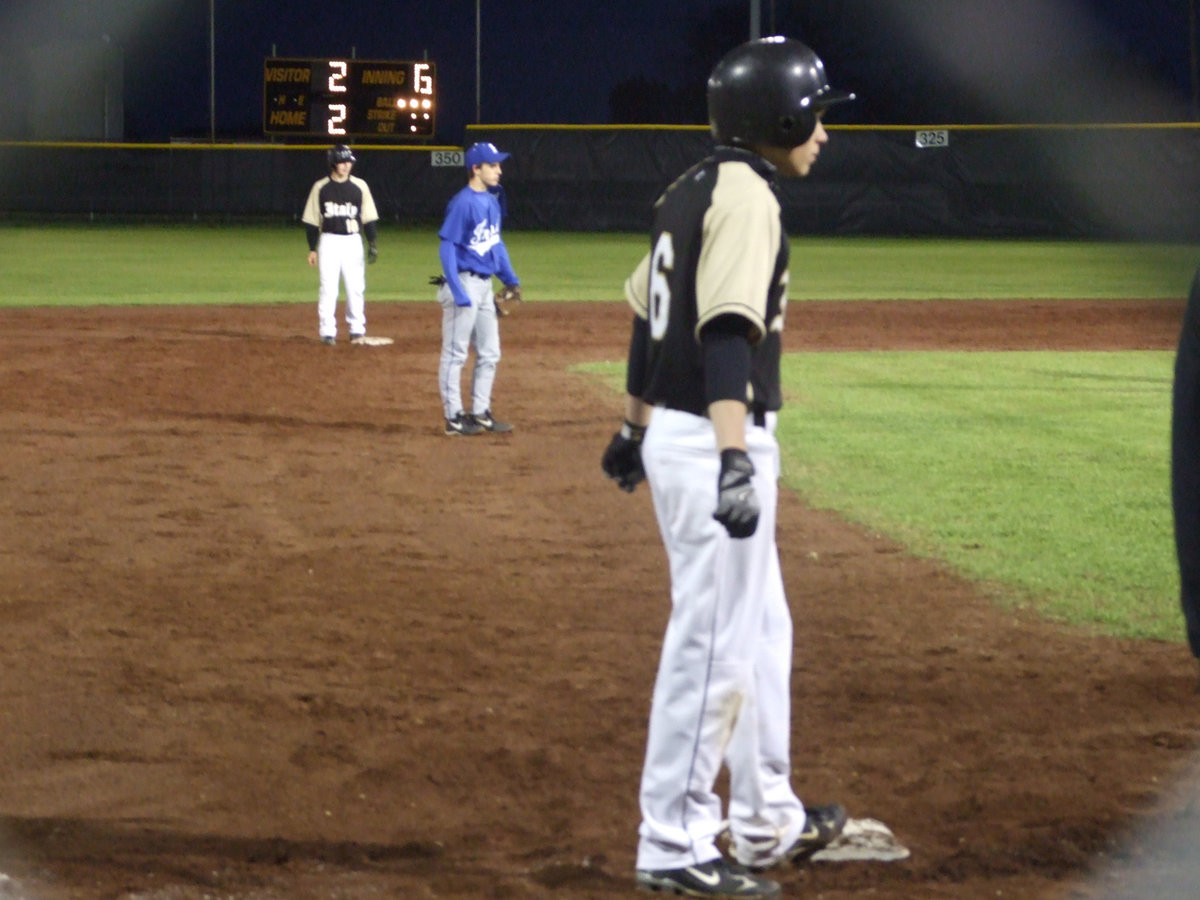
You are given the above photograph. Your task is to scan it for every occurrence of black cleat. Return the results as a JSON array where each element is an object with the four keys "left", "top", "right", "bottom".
[
  {"left": 636, "top": 859, "right": 780, "bottom": 898},
  {"left": 780, "top": 803, "right": 848, "bottom": 864},
  {"left": 445, "top": 411, "right": 484, "bottom": 436},
  {"left": 471, "top": 410, "right": 513, "bottom": 433}
]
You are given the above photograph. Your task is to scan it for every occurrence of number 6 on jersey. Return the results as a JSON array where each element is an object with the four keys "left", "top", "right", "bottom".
[{"left": 648, "top": 233, "right": 674, "bottom": 341}]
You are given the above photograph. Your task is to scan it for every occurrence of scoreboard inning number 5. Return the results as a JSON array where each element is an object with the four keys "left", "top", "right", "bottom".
[{"left": 263, "top": 58, "right": 436, "bottom": 138}]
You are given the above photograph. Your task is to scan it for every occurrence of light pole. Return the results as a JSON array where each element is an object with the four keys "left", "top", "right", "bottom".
[
  {"left": 1191, "top": 0, "right": 1199, "bottom": 119},
  {"left": 209, "top": 0, "right": 215, "bottom": 141},
  {"left": 475, "top": 0, "right": 482, "bottom": 124}
]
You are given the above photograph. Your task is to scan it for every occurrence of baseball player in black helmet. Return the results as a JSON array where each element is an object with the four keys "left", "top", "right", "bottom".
[
  {"left": 301, "top": 144, "right": 380, "bottom": 345},
  {"left": 326, "top": 143, "right": 353, "bottom": 168},
  {"left": 707, "top": 38, "right": 853, "bottom": 153},
  {"left": 601, "top": 36, "right": 854, "bottom": 899}
]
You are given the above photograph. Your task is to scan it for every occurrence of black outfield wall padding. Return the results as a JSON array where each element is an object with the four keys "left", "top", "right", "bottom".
[
  {"left": 0, "top": 143, "right": 462, "bottom": 223},
  {"left": 3, "top": 124, "right": 1199, "bottom": 240},
  {"left": 464, "top": 125, "right": 1200, "bottom": 240}
]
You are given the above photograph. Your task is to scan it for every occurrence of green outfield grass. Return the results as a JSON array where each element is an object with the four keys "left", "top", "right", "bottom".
[
  {"left": 776, "top": 350, "right": 1178, "bottom": 640},
  {"left": 0, "top": 223, "right": 1196, "bottom": 305},
  {"left": 1, "top": 223, "right": 1195, "bottom": 642}
]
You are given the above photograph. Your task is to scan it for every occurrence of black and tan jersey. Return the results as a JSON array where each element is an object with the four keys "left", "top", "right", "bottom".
[
  {"left": 301, "top": 175, "right": 379, "bottom": 236},
  {"left": 624, "top": 146, "right": 788, "bottom": 417}
]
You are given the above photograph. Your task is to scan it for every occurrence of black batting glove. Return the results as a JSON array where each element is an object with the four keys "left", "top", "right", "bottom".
[
  {"left": 713, "top": 448, "right": 759, "bottom": 538},
  {"left": 601, "top": 420, "right": 647, "bottom": 493},
  {"left": 367, "top": 243, "right": 378, "bottom": 264}
]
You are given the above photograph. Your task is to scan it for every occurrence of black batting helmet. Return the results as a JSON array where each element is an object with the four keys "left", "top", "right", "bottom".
[
  {"left": 327, "top": 144, "right": 356, "bottom": 168},
  {"left": 707, "top": 36, "right": 854, "bottom": 150}
]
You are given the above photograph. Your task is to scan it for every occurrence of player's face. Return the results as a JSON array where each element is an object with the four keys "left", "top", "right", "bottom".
[
  {"left": 785, "top": 118, "right": 828, "bottom": 177},
  {"left": 476, "top": 162, "right": 502, "bottom": 187},
  {"left": 760, "top": 115, "right": 829, "bottom": 178},
  {"left": 332, "top": 160, "right": 353, "bottom": 180}
]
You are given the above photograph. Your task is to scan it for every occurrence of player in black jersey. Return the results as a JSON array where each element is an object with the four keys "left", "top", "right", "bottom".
[
  {"left": 1173, "top": 267, "right": 1200, "bottom": 687},
  {"left": 302, "top": 145, "right": 380, "bottom": 345},
  {"left": 601, "top": 37, "right": 854, "bottom": 898}
]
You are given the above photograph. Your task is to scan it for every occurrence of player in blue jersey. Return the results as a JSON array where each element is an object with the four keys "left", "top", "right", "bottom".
[{"left": 435, "top": 142, "right": 521, "bottom": 436}]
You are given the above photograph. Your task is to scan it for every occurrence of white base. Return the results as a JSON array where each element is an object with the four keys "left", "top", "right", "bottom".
[{"left": 811, "top": 817, "right": 911, "bottom": 862}]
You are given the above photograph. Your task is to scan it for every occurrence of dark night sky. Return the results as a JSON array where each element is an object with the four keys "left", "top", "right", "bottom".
[{"left": 0, "top": 0, "right": 1194, "bottom": 144}]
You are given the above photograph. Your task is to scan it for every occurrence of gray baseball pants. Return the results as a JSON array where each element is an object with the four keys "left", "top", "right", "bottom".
[{"left": 438, "top": 272, "right": 501, "bottom": 420}]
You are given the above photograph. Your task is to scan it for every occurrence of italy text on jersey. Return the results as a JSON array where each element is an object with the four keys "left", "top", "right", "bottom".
[{"left": 323, "top": 201, "right": 361, "bottom": 220}]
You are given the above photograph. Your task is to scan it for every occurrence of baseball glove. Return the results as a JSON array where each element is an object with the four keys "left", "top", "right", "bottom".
[{"left": 495, "top": 284, "right": 523, "bottom": 318}]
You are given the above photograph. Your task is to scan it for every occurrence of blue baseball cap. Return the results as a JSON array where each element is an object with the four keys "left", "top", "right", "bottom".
[{"left": 464, "top": 141, "right": 510, "bottom": 168}]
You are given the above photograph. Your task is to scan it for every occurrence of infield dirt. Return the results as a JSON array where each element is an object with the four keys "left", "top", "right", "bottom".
[{"left": 1, "top": 298, "right": 1198, "bottom": 899}]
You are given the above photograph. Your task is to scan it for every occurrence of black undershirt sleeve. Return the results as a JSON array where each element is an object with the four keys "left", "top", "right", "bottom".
[
  {"left": 305, "top": 224, "right": 320, "bottom": 252},
  {"left": 700, "top": 315, "right": 753, "bottom": 407},
  {"left": 363, "top": 221, "right": 378, "bottom": 244},
  {"left": 625, "top": 315, "right": 650, "bottom": 397}
]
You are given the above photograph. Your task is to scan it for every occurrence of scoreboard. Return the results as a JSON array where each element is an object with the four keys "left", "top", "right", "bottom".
[{"left": 263, "top": 57, "right": 435, "bottom": 138}]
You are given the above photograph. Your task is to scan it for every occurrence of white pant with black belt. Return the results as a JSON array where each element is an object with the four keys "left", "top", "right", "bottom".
[
  {"left": 636, "top": 407, "right": 808, "bottom": 872},
  {"left": 437, "top": 272, "right": 501, "bottom": 419}
]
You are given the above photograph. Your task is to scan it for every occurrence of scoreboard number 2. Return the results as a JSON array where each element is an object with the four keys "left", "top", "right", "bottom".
[
  {"left": 327, "top": 104, "right": 348, "bottom": 136},
  {"left": 328, "top": 61, "right": 348, "bottom": 93}
]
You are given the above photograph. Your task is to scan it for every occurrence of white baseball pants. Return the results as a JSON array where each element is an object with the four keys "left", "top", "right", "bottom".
[
  {"left": 636, "top": 407, "right": 808, "bottom": 872},
  {"left": 317, "top": 233, "right": 366, "bottom": 339}
]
